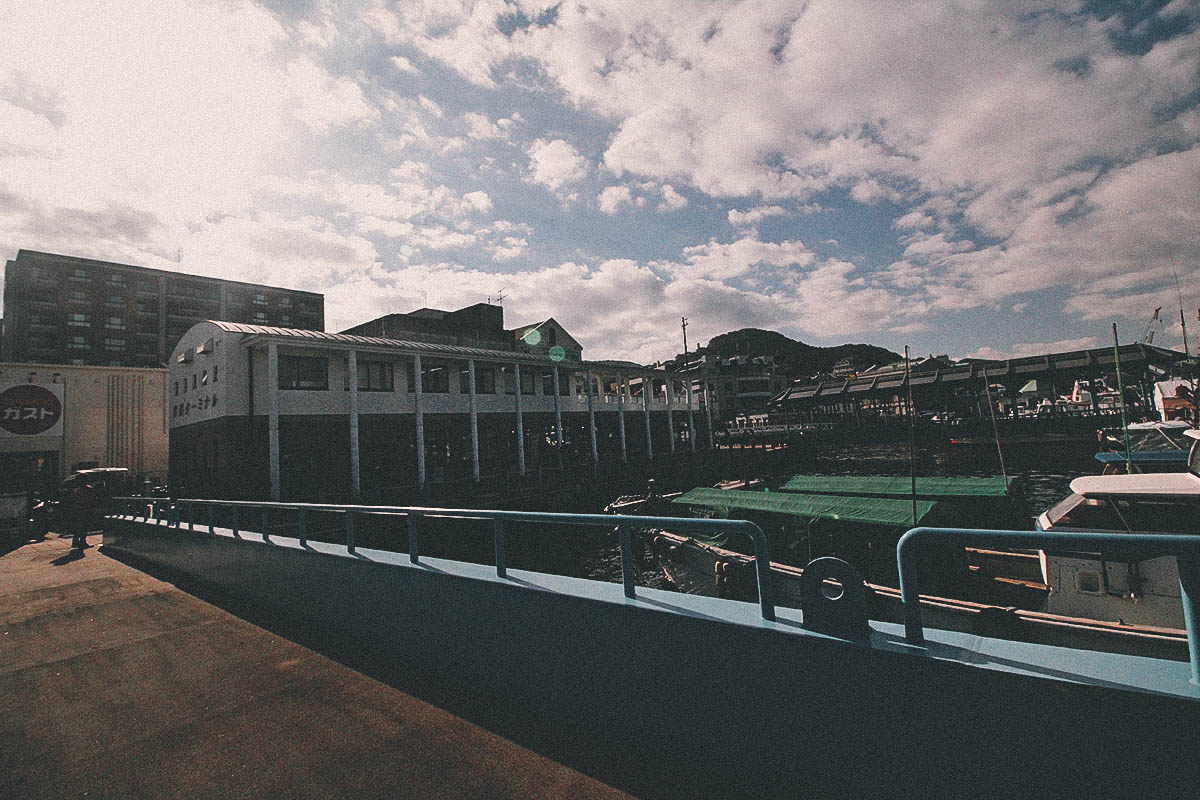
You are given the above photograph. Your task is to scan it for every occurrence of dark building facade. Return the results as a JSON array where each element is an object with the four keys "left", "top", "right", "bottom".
[
  {"left": 340, "top": 303, "right": 510, "bottom": 349},
  {"left": 2, "top": 250, "right": 324, "bottom": 368}
]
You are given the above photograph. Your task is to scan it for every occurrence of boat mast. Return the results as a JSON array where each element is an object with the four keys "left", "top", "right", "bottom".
[
  {"left": 981, "top": 366, "right": 1008, "bottom": 487},
  {"left": 1112, "top": 323, "right": 1133, "bottom": 474},
  {"left": 905, "top": 346, "right": 917, "bottom": 527}
]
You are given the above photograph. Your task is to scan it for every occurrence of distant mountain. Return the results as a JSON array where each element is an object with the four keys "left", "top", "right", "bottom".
[{"left": 674, "top": 328, "right": 902, "bottom": 380}]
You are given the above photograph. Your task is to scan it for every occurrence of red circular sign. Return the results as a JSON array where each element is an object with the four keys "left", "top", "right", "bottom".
[{"left": 0, "top": 384, "right": 63, "bottom": 435}]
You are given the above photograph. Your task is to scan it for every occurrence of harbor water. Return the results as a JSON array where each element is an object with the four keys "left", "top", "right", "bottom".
[{"left": 579, "top": 436, "right": 1104, "bottom": 590}]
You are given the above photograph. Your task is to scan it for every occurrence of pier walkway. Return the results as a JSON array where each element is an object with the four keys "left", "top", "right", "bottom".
[{"left": 0, "top": 534, "right": 631, "bottom": 800}]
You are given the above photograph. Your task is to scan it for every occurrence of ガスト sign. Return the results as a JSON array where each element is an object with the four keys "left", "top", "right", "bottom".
[{"left": 0, "top": 384, "right": 64, "bottom": 436}]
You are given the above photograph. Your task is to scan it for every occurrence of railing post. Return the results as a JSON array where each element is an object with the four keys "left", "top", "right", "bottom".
[
  {"left": 493, "top": 519, "right": 506, "bottom": 578},
  {"left": 187, "top": 503, "right": 194, "bottom": 531},
  {"left": 897, "top": 529, "right": 926, "bottom": 645},
  {"left": 208, "top": 505, "right": 214, "bottom": 534},
  {"left": 619, "top": 524, "right": 636, "bottom": 599},
  {"left": 741, "top": 522, "right": 776, "bottom": 622},
  {"left": 298, "top": 508, "right": 307, "bottom": 547},
  {"left": 231, "top": 506, "right": 239, "bottom": 538},
  {"left": 1178, "top": 554, "right": 1200, "bottom": 686},
  {"left": 262, "top": 508, "right": 270, "bottom": 541},
  {"left": 407, "top": 514, "right": 420, "bottom": 563},
  {"left": 345, "top": 510, "right": 355, "bottom": 554}
]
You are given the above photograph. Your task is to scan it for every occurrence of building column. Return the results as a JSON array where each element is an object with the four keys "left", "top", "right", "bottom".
[
  {"left": 553, "top": 367, "right": 564, "bottom": 468},
  {"left": 413, "top": 354, "right": 425, "bottom": 491},
  {"left": 267, "top": 342, "right": 280, "bottom": 501},
  {"left": 685, "top": 376, "right": 697, "bottom": 454},
  {"left": 617, "top": 375, "right": 627, "bottom": 462},
  {"left": 587, "top": 370, "right": 598, "bottom": 471},
  {"left": 665, "top": 377, "right": 676, "bottom": 453},
  {"left": 642, "top": 374, "right": 653, "bottom": 461},
  {"left": 514, "top": 363, "right": 526, "bottom": 475},
  {"left": 468, "top": 359, "right": 480, "bottom": 482},
  {"left": 348, "top": 349, "right": 360, "bottom": 499}
]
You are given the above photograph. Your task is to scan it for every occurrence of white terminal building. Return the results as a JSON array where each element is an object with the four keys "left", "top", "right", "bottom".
[{"left": 168, "top": 305, "right": 706, "bottom": 502}]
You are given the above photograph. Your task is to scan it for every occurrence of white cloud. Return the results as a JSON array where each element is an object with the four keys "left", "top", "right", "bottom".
[
  {"left": 728, "top": 205, "right": 785, "bottom": 228},
  {"left": 526, "top": 138, "right": 589, "bottom": 191},
  {"left": 658, "top": 184, "right": 687, "bottom": 212},
  {"left": 677, "top": 234, "right": 815, "bottom": 281},
  {"left": 391, "top": 55, "right": 419, "bottom": 74},
  {"left": 968, "top": 337, "right": 1103, "bottom": 360},
  {"left": 463, "top": 111, "right": 518, "bottom": 140},
  {"left": 597, "top": 185, "right": 644, "bottom": 214}
]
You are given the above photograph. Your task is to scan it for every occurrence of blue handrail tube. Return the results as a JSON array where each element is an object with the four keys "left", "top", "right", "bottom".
[
  {"left": 119, "top": 498, "right": 777, "bottom": 621},
  {"left": 898, "top": 527, "right": 1200, "bottom": 685}
]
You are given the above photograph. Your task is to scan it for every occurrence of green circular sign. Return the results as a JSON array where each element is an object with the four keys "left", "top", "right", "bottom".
[
  {"left": 523, "top": 329, "right": 542, "bottom": 346},
  {"left": 549, "top": 345, "right": 566, "bottom": 362}
]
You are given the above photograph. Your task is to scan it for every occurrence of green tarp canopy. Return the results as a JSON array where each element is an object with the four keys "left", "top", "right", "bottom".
[
  {"left": 778, "top": 475, "right": 1013, "bottom": 499},
  {"left": 672, "top": 487, "right": 938, "bottom": 528}
]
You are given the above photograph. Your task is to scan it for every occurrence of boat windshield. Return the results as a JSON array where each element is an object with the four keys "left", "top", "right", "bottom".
[{"left": 1043, "top": 492, "right": 1200, "bottom": 534}]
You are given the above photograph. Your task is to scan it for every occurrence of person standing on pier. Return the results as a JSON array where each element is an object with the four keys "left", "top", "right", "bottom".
[{"left": 63, "top": 477, "right": 99, "bottom": 550}]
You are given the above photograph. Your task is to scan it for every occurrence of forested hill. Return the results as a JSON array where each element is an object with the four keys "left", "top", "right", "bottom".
[{"left": 682, "top": 328, "right": 902, "bottom": 379}]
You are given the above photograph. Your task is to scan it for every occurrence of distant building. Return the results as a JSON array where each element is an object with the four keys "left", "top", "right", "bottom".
[
  {"left": 170, "top": 309, "right": 701, "bottom": 501},
  {"left": 2, "top": 250, "right": 324, "bottom": 368},
  {"left": 339, "top": 303, "right": 510, "bottom": 350},
  {"left": 0, "top": 362, "right": 168, "bottom": 491},
  {"left": 677, "top": 353, "right": 787, "bottom": 426}
]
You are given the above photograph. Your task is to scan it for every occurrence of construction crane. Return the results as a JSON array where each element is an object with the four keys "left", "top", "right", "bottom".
[{"left": 1142, "top": 306, "right": 1162, "bottom": 344}]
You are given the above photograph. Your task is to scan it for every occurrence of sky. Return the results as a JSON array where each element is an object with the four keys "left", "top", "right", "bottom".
[{"left": 1, "top": 0, "right": 1198, "bottom": 365}]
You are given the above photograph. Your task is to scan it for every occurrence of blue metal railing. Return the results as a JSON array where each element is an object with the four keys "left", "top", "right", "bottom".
[
  {"left": 114, "top": 498, "right": 777, "bottom": 621},
  {"left": 898, "top": 527, "right": 1200, "bottom": 684}
]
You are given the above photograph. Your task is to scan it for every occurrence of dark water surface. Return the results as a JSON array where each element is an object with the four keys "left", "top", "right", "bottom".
[{"left": 579, "top": 436, "right": 1103, "bottom": 589}]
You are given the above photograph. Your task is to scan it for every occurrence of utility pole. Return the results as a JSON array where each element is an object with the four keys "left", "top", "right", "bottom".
[{"left": 681, "top": 316, "right": 689, "bottom": 357}]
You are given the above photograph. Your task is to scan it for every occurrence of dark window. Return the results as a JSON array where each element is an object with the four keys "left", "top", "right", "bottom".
[
  {"left": 559, "top": 371, "right": 571, "bottom": 396},
  {"left": 68, "top": 313, "right": 89, "bottom": 327},
  {"left": 69, "top": 290, "right": 88, "bottom": 303},
  {"left": 174, "top": 381, "right": 179, "bottom": 397},
  {"left": 212, "top": 365, "right": 219, "bottom": 383},
  {"left": 476, "top": 366, "right": 496, "bottom": 394},
  {"left": 71, "top": 268, "right": 89, "bottom": 283},
  {"left": 459, "top": 365, "right": 496, "bottom": 394},
  {"left": 346, "top": 359, "right": 394, "bottom": 391},
  {"left": 106, "top": 295, "right": 125, "bottom": 308},
  {"left": 105, "top": 316, "right": 125, "bottom": 330},
  {"left": 406, "top": 361, "right": 450, "bottom": 393},
  {"left": 104, "top": 337, "right": 125, "bottom": 351},
  {"left": 279, "top": 355, "right": 328, "bottom": 390},
  {"left": 520, "top": 369, "right": 535, "bottom": 395},
  {"left": 68, "top": 336, "right": 88, "bottom": 351},
  {"left": 549, "top": 328, "right": 557, "bottom": 346},
  {"left": 541, "top": 372, "right": 554, "bottom": 396}
]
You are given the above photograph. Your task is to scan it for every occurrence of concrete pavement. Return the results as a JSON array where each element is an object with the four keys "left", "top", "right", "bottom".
[{"left": 0, "top": 533, "right": 633, "bottom": 799}]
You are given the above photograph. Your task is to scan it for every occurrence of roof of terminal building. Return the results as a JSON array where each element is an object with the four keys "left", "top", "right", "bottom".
[
  {"left": 772, "top": 342, "right": 1187, "bottom": 406},
  {"left": 202, "top": 321, "right": 672, "bottom": 373}
]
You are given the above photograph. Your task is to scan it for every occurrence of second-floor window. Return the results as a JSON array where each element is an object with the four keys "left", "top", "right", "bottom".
[
  {"left": 279, "top": 355, "right": 328, "bottom": 390},
  {"left": 406, "top": 361, "right": 450, "bottom": 393},
  {"left": 345, "top": 360, "right": 394, "bottom": 391}
]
